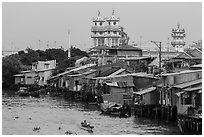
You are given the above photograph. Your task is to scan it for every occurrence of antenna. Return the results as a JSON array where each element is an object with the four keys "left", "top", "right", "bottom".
[
  {"left": 47, "top": 41, "right": 49, "bottom": 49},
  {"left": 38, "top": 40, "right": 41, "bottom": 50},
  {"left": 167, "top": 38, "right": 170, "bottom": 59},
  {"left": 68, "top": 30, "right": 71, "bottom": 58},
  {"left": 54, "top": 41, "right": 57, "bottom": 48}
]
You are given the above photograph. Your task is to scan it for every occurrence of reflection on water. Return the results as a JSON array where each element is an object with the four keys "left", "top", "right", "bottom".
[{"left": 2, "top": 90, "right": 181, "bottom": 135}]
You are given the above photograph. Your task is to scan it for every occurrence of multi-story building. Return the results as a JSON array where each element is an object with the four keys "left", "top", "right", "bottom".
[
  {"left": 91, "top": 10, "right": 122, "bottom": 47},
  {"left": 14, "top": 60, "right": 56, "bottom": 86},
  {"left": 171, "top": 23, "right": 186, "bottom": 52}
]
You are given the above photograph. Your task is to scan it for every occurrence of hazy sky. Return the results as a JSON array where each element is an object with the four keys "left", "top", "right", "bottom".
[{"left": 2, "top": 2, "right": 202, "bottom": 51}]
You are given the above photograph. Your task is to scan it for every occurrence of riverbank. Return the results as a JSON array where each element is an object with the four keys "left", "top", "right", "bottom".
[{"left": 2, "top": 90, "right": 181, "bottom": 135}]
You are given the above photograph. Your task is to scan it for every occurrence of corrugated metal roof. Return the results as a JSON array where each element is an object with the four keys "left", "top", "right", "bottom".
[
  {"left": 120, "top": 56, "right": 151, "bottom": 60},
  {"left": 106, "top": 81, "right": 134, "bottom": 88},
  {"left": 184, "top": 86, "right": 202, "bottom": 92},
  {"left": 13, "top": 74, "right": 25, "bottom": 77},
  {"left": 173, "top": 79, "right": 202, "bottom": 89},
  {"left": 161, "top": 69, "right": 202, "bottom": 77},
  {"left": 133, "top": 87, "right": 156, "bottom": 95}
]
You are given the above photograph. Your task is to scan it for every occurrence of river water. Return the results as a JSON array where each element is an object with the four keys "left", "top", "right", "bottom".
[{"left": 2, "top": 90, "right": 181, "bottom": 135}]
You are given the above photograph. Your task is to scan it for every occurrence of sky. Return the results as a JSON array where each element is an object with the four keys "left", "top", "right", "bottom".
[{"left": 2, "top": 2, "right": 202, "bottom": 51}]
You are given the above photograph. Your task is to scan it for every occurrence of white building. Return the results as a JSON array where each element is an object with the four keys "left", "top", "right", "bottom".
[
  {"left": 91, "top": 10, "right": 122, "bottom": 47},
  {"left": 14, "top": 60, "right": 56, "bottom": 86},
  {"left": 171, "top": 23, "right": 186, "bottom": 52}
]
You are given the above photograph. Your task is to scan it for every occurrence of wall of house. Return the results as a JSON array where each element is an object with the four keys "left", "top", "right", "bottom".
[
  {"left": 15, "top": 77, "right": 24, "bottom": 85},
  {"left": 102, "top": 86, "right": 134, "bottom": 105},
  {"left": 133, "top": 76, "right": 158, "bottom": 91},
  {"left": 38, "top": 70, "right": 53, "bottom": 86},
  {"left": 117, "top": 50, "right": 142, "bottom": 57},
  {"left": 102, "top": 87, "right": 124, "bottom": 105},
  {"left": 163, "top": 70, "right": 202, "bottom": 86},
  {"left": 32, "top": 60, "right": 56, "bottom": 71},
  {"left": 175, "top": 94, "right": 193, "bottom": 115},
  {"left": 24, "top": 72, "right": 36, "bottom": 85}
]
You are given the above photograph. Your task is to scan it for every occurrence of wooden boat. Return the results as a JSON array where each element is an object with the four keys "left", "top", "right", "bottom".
[
  {"left": 80, "top": 121, "right": 94, "bottom": 133},
  {"left": 16, "top": 87, "right": 29, "bottom": 96},
  {"left": 100, "top": 102, "right": 130, "bottom": 117}
]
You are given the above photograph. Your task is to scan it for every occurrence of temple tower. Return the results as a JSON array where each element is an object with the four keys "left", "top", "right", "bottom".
[{"left": 171, "top": 23, "right": 186, "bottom": 52}]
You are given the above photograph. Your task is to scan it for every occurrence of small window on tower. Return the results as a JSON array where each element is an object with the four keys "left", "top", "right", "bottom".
[
  {"left": 108, "top": 22, "right": 111, "bottom": 25},
  {"left": 95, "top": 22, "right": 97, "bottom": 26},
  {"left": 100, "top": 22, "right": 103, "bottom": 26},
  {"left": 114, "top": 22, "right": 116, "bottom": 25},
  {"left": 108, "top": 31, "right": 110, "bottom": 34}
]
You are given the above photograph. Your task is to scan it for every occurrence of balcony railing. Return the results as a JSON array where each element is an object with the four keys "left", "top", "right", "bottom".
[
  {"left": 91, "top": 34, "right": 105, "bottom": 38},
  {"left": 171, "top": 33, "right": 186, "bottom": 37},
  {"left": 91, "top": 25, "right": 121, "bottom": 32},
  {"left": 172, "top": 29, "right": 185, "bottom": 33},
  {"left": 171, "top": 41, "right": 186, "bottom": 45},
  {"left": 91, "top": 26, "right": 105, "bottom": 32}
]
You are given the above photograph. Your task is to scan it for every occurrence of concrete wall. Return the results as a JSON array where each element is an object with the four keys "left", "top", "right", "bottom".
[
  {"left": 38, "top": 70, "right": 53, "bottom": 86},
  {"left": 102, "top": 87, "right": 125, "bottom": 105},
  {"left": 163, "top": 70, "right": 202, "bottom": 86},
  {"left": 15, "top": 77, "right": 24, "bottom": 85},
  {"left": 24, "top": 72, "right": 36, "bottom": 85},
  {"left": 117, "top": 50, "right": 142, "bottom": 57}
]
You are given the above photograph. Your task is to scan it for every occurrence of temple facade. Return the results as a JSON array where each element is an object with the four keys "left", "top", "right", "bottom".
[{"left": 91, "top": 10, "right": 128, "bottom": 47}]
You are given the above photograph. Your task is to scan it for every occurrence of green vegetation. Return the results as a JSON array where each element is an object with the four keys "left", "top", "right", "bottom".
[{"left": 2, "top": 47, "right": 88, "bottom": 89}]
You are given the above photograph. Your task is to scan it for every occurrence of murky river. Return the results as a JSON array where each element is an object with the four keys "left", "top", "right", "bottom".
[{"left": 2, "top": 90, "right": 181, "bottom": 135}]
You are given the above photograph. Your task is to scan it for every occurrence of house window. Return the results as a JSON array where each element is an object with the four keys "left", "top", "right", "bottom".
[
  {"left": 112, "top": 38, "right": 115, "bottom": 46},
  {"left": 100, "top": 22, "right": 103, "bottom": 26},
  {"left": 116, "top": 39, "right": 118, "bottom": 45},
  {"left": 45, "top": 64, "right": 49, "bottom": 69},
  {"left": 182, "top": 93, "right": 192, "bottom": 105},
  {"left": 95, "top": 22, "right": 97, "bottom": 26},
  {"left": 113, "top": 31, "right": 117, "bottom": 34},
  {"left": 114, "top": 22, "right": 116, "bottom": 25},
  {"left": 108, "top": 22, "right": 110, "bottom": 25},
  {"left": 108, "top": 31, "right": 110, "bottom": 34}
]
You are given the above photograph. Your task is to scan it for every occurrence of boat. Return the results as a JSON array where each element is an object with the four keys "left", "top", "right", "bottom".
[
  {"left": 17, "top": 87, "right": 40, "bottom": 97},
  {"left": 16, "top": 87, "right": 29, "bottom": 96},
  {"left": 80, "top": 121, "right": 94, "bottom": 133},
  {"left": 100, "top": 102, "right": 130, "bottom": 117}
]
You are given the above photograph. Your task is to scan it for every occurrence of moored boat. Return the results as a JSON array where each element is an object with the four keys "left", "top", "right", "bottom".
[{"left": 80, "top": 120, "right": 94, "bottom": 133}]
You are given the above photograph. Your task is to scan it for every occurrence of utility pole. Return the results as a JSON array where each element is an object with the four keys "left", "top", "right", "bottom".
[
  {"left": 68, "top": 30, "right": 71, "bottom": 58},
  {"left": 167, "top": 38, "right": 169, "bottom": 60},
  {"left": 38, "top": 40, "right": 41, "bottom": 50},
  {"left": 151, "top": 41, "right": 162, "bottom": 75}
]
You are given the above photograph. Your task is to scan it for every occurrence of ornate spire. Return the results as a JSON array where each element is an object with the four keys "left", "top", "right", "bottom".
[
  {"left": 98, "top": 10, "right": 100, "bottom": 17},
  {"left": 112, "top": 9, "right": 114, "bottom": 16},
  {"left": 177, "top": 22, "right": 180, "bottom": 28}
]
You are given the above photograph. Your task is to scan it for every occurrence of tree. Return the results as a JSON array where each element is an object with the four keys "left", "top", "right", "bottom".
[
  {"left": 52, "top": 57, "right": 77, "bottom": 75},
  {"left": 2, "top": 54, "right": 22, "bottom": 89}
]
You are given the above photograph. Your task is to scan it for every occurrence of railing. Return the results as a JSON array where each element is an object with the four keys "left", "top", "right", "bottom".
[
  {"left": 171, "top": 41, "right": 186, "bottom": 45},
  {"left": 172, "top": 29, "right": 185, "bottom": 33}
]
